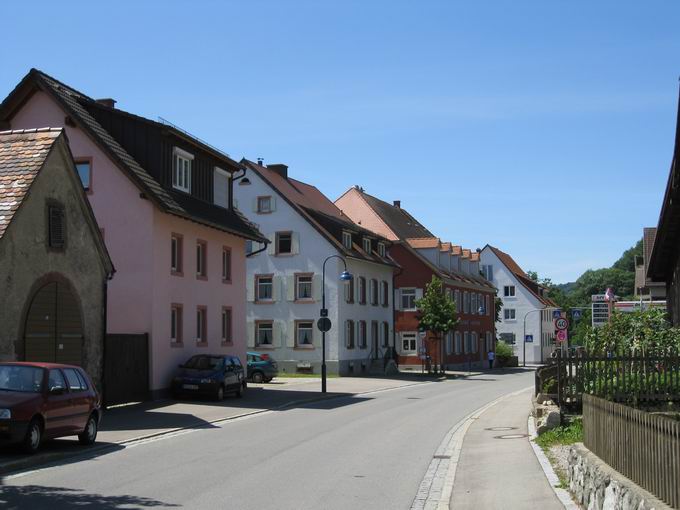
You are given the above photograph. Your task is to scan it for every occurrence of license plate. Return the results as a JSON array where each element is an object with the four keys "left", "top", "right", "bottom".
[{"left": 182, "top": 384, "right": 199, "bottom": 390}]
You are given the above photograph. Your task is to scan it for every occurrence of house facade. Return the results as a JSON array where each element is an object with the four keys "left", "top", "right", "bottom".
[
  {"left": 0, "top": 129, "right": 113, "bottom": 385},
  {"left": 0, "top": 70, "right": 266, "bottom": 397},
  {"left": 479, "top": 245, "right": 556, "bottom": 364},
  {"left": 235, "top": 161, "right": 396, "bottom": 375},
  {"left": 335, "top": 187, "right": 496, "bottom": 370},
  {"left": 635, "top": 227, "right": 666, "bottom": 302}
]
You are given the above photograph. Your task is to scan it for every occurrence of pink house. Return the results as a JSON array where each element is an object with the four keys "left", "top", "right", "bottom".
[{"left": 0, "top": 70, "right": 266, "bottom": 399}]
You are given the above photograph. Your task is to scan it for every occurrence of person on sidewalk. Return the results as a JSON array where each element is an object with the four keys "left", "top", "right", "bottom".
[{"left": 487, "top": 350, "right": 495, "bottom": 370}]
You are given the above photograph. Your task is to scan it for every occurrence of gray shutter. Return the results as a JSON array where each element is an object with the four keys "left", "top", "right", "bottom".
[{"left": 247, "top": 322, "right": 255, "bottom": 347}]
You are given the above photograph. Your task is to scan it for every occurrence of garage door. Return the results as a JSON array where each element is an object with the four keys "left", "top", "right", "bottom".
[{"left": 24, "top": 281, "right": 83, "bottom": 366}]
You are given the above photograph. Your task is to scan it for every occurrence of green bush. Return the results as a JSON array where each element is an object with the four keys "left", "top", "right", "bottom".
[{"left": 495, "top": 340, "right": 513, "bottom": 360}]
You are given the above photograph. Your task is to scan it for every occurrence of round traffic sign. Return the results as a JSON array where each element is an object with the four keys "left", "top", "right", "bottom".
[
  {"left": 555, "top": 317, "right": 569, "bottom": 331},
  {"left": 556, "top": 330, "right": 568, "bottom": 342},
  {"left": 317, "top": 317, "right": 332, "bottom": 333}
]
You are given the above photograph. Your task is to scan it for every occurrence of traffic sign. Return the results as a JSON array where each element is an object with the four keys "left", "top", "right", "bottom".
[
  {"left": 572, "top": 309, "right": 582, "bottom": 321},
  {"left": 525, "top": 335, "right": 533, "bottom": 343},
  {"left": 317, "top": 317, "right": 332, "bottom": 332},
  {"left": 556, "top": 330, "right": 568, "bottom": 342},
  {"left": 552, "top": 309, "right": 562, "bottom": 319},
  {"left": 555, "top": 317, "right": 569, "bottom": 331},
  {"left": 320, "top": 308, "right": 328, "bottom": 317}
]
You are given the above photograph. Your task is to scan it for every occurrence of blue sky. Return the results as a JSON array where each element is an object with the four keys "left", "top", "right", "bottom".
[{"left": 3, "top": 1, "right": 679, "bottom": 282}]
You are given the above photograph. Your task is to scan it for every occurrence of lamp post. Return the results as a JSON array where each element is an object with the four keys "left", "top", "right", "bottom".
[{"left": 320, "top": 255, "right": 352, "bottom": 393}]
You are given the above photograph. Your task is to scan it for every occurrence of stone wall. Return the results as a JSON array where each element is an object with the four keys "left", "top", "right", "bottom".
[{"left": 568, "top": 443, "right": 671, "bottom": 510}]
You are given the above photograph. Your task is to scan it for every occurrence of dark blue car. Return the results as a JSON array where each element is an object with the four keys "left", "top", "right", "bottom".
[
  {"left": 171, "top": 354, "right": 246, "bottom": 401},
  {"left": 247, "top": 352, "right": 278, "bottom": 383}
]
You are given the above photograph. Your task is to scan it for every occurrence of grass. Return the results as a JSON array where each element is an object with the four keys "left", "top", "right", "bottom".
[{"left": 535, "top": 418, "right": 583, "bottom": 451}]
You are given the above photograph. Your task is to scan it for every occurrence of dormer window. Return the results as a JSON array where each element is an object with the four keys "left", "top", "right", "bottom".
[
  {"left": 173, "top": 148, "right": 193, "bottom": 193},
  {"left": 342, "top": 231, "right": 352, "bottom": 249},
  {"left": 362, "top": 238, "right": 372, "bottom": 254},
  {"left": 377, "top": 242, "right": 386, "bottom": 257},
  {"left": 213, "top": 167, "right": 230, "bottom": 208}
]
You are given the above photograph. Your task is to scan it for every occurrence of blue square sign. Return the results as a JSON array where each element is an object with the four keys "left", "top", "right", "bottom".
[{"left": 525, "top": 335, "right": 533, "bottom": 343}]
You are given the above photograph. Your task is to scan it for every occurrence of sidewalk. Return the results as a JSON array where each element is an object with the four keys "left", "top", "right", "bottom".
[
  {"left": 450, "top": 388, "right": 563, "bottom": 510},
  {"left": 0, "top": 375, "right": 429, "bottom": 474}
]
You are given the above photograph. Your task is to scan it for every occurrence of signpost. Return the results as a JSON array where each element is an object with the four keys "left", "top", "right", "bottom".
[
  {"left": 317, "top": 317, "right": 331, "bottom": 333},
  {"left": 572, "top": 308, "right": 582, "bottom": 321},
  {"left": 554, "top": 317, "right": 569, "bottom": 331}
]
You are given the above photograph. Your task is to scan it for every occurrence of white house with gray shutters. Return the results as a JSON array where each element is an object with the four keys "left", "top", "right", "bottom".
[{"left": 235, "top": 160, "right": 397, "bottom": 375}]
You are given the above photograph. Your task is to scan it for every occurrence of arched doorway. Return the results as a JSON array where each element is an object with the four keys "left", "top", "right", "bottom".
[{"left": 23, "top": 281, "right": 83, "bottom": 366}]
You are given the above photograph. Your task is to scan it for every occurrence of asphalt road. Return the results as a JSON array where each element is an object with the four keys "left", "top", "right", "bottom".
[{"left": 0, "top": 369, "right": 534, "bottom": 510}]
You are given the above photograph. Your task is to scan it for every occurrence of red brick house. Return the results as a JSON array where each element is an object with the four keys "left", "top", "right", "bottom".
[{"left": 336, "top": 187, "right": 496, "bottom": 369}]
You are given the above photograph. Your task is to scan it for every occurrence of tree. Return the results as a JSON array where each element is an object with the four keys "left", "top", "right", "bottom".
[
  {"left": 572, "top": 268, "right": 635, "bottom": 303},
  {"left": 416, "top": 276, "right": 458, "bottom": 374},
  {"left": 495, "top": 296, "right": 503, "bottom": 323},
  {"left": 611, "top": 239, "right": 643, "bottom": 273}
]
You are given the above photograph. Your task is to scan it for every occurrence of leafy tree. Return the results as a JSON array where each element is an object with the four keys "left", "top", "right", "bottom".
[
  {"left": 611, "top": 239, "right": 643, "bottom": 273},
  {"left": 571, "top": 268, "right": 635, "bottom": 303},
  {"left": 416, "top": 276, "right": 458, "bottom": 374},
  {"left": 495, "top": 296, "right": 503, "bottom": 323},
  {"left": 527, "top": 271, "right": 539, "bottom": 282}
]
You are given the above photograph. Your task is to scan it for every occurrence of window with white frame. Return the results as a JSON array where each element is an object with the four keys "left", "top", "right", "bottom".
[
  {"left": 296, "top": 321, "right": 314, "bottom": 346},
  {"left": 257, "top": 196, "right": 272, "bottom": 213},
  {"left": 196, "top": 241, "right": 207, "bottom": 278},
  {"left": 342, "top": 231, "right": 352, "bottom": 249},
  {"left": 221, "top": 308, "right": 232, "bottom": 343},
  {"left": 446, "top": 332, "right": 453, "bottom": 355},
  {"left": 381, "top": 281, "right": 389, "bottom": 307},
  {"left": 256, "top": 322, "right": 273, "bottom": 346},
  {"left": 196, "top": 307, "right": 206, "bottom": 343},
  {"left": 256, "top": 275, "right": 273, "bottom": 301},
  {"left": 345, "top": 276, "right": 354, "bottom": 303},
  {"left": 485, "top": 331, "right": 492, "bottom": 352},
  {"left": 171, "top": 234, "right": 183, "bottom": 274},
  {"left": 378, "top": 242, "right": 386, "bottom": 257},
  {"left": 401, "top": 288, "right": 417, "bottom": 311},
  {"left": 276, "top": 232, "right": 292, "bottom": 255},
  {"left": 173, "top": 148, "right": 193, "bottom": 193},
  {"left": 296, "top": 274, "right": 313, "bottom": 300},
  {"left": 464, "top": 291, "right": 470, "bottom": 314},
  {"left": 362, "top": 238, "right": 372, "bottom": 254},
  {"left": 370, "top": 279, "right": 378, "bottom": 306},
  {"left": 171, "top": 304, "right": 183, "bottom": 343},
  {"left": 471, "top": 293, "right": 477, "bottom": 315},
  {"left": 213, "top": 167, "right": 230, "bottom": 208},
  {"left": 454, "top": 290, "right": 461, "bottom": 313},
  {"left": 481, "top": 264, "right": 493, "bottom": 281},
  {"left": 455, "top": 331, "right": 462, "bottom": 354},
  {"left": 401, "top": 332, "right": 417, "bottom": 354},
  {"left": 504, "top": 308, "right": 516, "bottom": 320},
  {"left": 222, "top": 247, "right": 231, "bottom": 282},
  {"left": 504, "top": 285, "right": 516, "bottom": 297},
  {"left": 500, "top": 332, "right": 516, "bottom": 345}
]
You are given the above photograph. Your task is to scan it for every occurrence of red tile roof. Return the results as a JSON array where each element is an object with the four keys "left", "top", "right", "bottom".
[{"left": 406, "top": 237, "right": 440, "bottom": 249}]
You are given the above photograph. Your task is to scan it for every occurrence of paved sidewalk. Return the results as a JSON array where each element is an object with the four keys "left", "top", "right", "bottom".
[{"left": 450, "top": 388, "right": 563, "bottom": 510}]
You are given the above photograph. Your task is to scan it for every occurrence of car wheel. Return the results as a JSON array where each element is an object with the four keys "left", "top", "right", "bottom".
[
  {"left": 215, "top": 385, "right": 225, "bottom": 401},
  {"left": 78, "top": 413, "right": 98, "bottom": 445},
  {"left": 236, "top": 381, "right": 246, "bottom": 398},
  {"left": 22, "top": 418, "right": 42, "bottom": 454},
  {"left": 251, "top": 371, "right": 264, "bottom": 384}
]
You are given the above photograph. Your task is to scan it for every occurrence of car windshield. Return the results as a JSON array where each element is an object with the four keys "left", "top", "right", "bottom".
[
  {"left": 0, "top": 366, "right": 44, "bottom": 393},
  {"left": 183, "top": 356, "right": 224, "bottom": 371}
]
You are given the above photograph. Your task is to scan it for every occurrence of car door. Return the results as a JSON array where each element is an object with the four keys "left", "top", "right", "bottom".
[
  {"left": 231, "top": 357, "right": 245, "bottom": 388},
  {"left": 62, "top": 368, "right": 90, "bottom": 432},
  {"left": 224, "top": 358, "right": 238, "bottom": 390},
  {"left": 43, "top": 369, "right": 73, "bottom": 437}
]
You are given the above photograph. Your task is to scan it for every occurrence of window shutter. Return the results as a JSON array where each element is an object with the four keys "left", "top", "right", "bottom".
[
  {"left": 252, "top": 198, "right": 259, "bottom": 212},
  {"left": 273, "top": 321, "right": 283, "bottom": 347},
  {"left": 247, "top": 322, "right": 255, "bottom": 347},
  {"left": 356, "top": 321, "right": 361, "bottom": 347},
  {"left": 312, "top": 274, "right": 322, "bottom": 301},
  {"left": 246, "top": 277, "right": 255, "bottom": 302},
  {"left": 286, "top": 322, "right": 295, "bottom": 347},
  {"left": 270, "top": 196, "right": 277, "bottom": 212},
  {"left": 313, "top": 325, "right": 321, "bottom": 347},
  {"left": 291, "top": 232, "right": 300, "bottom": 254},
  {"left": 286, "top": 275, "right": 296, "bottom": 301},
  {"left": 267, "top": 234, "right": 275, "bottom": 255},
  {"left": 273, "top": 276, "right": 281, "bottom": 301},
  {"left": 48, "top": 206, "right": 65, "bottom": 248},
  {"left": 394, "top": 289, "right": 401, "bottom": 311},
  {"left": 233, "top": 198, "right": 239, "bottom": 208},
  {"left": 415, "top": 288, "right": 424, "bottom": 301}
]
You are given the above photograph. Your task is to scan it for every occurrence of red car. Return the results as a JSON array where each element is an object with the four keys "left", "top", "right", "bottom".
[{"left": 0, "top": 362, "right": 102, "bottom": 453}]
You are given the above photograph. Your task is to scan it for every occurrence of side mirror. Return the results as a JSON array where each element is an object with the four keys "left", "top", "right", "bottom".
[{"left": 50, "top": 386, "right": 65, "bottom": 395}]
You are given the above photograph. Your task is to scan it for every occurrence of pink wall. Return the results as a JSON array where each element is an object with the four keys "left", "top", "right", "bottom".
[{"left": 335, "top": 188, "right": 398, "bottom": 241}]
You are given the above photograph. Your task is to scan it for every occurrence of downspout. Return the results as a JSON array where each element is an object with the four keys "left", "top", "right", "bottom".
[
  {"left": 392, "top": 260, "right": 404, "bottom": 363},
  {"left": 230, "top": 167, "right": 246, "bottom": 210},
  {"left": 101, "top": 269, "right": 115, "bottom": 409},
  {"left": 246, "top": 241, "right": 268, "bottom": 258}
]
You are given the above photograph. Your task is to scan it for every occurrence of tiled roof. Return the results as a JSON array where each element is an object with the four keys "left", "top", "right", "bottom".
[
  {"left": 356, "top": 191, "right": 434, "bottom": 240},
  {"left": 451, "top": 245, "right": 462, "bottom": 255},
  {"left": 406, "top": 237, "right": 440, "bottom": 249},
  {"left": 0, "top": 69, "right": 266, "bottom": 243},
  {"left": 487, "top": 245, "right": 528, "bottom": 278},
  {"left": 440, "top": 242, "right": 451, "bottom": 252},
  {"left": 0, "top": 128, "right": 61, "bottom": 238}
]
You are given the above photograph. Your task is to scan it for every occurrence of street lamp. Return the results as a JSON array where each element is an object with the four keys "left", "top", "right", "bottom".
[{"left": 320, "top": 255, "right": 352, "bottom": 393}]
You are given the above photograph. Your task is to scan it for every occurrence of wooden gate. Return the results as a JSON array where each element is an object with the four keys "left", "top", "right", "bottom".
[
  {"left": 104, "top": 334, "right": 149, "bottom": 407},
  {"left": 24, "top": 281, "right": 83, "bottom": 366}
]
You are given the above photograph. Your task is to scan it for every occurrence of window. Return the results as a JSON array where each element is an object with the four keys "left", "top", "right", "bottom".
[
  {"left": 486, "top": 331, "right": 493, "bottom": 352},
  {"left": 382, "top": 322, "right": 390, "bottom": 347},
  {"left": 378, "top": 242, "right": 386, "bottom": 258},
  {"left": 75, "top": 159, "right": 91, "bottom": 191},
  {"left": 504, "top": 286, "right": 516, "bottom": 297},
  {"left": 196, "top": 307, "right": 207, "bottom": 343},
  {"left": 401, "top": 333, "right": 417, "bottom": 354},
  {"left": 358, "top": 277, "right": 366, "bottom": 305},
  {"left": 345, "top": 276, "right": 354, "bottom": 304},
  {"left": 463, "top": 292, "right": 470, "bottom": 314},
  {"left": 221, "top": 308, "right": 232, "bottom": 344},
  {"left": 345, "top": 320, "right": 355, "bottom": 348},
  {"left": 171, "top": 234, "right": 183, "bottom": 275},
  {"left": 455, "top": 332, "right": 462, "bottom": 354},
  {"left": 363, "top": 238, "right": 372, "bottom": 254},
  {"left": 471, "top": 332, "right": 478, "bottom": 353},
  {"left": 500, "top": 332, "right": 516, "bottom": 345},
  {"left": 63, "top": 368, "right": 85, "bottom": 391},
  {"left": 358, "top": 321, "right": 367, "bottom": 348},
  {"left": 481, "top": 264, "right": 493, "bottom": 281},
  {"left": 257, "top": 196, "right": 272, "bottom": 213},
  {"left": 222, "top": 247, "right": 231, "bottom": 282},
  {"left": 296, "top": 274, "right": 313, "bottom": 300},
  {"left": 486, "top": 295, "right": 490, "bottom": 316},
  {"left": 296, "top": 321, "right": 314, "bottom": 347},
  {"left": 401, "top": 288, "right": 416, "bottom": 311},
  {"left": 446, "top": 332, "right": 453, "bottom": 355},
  {"left": 454, "top": 290, "right": 461, "bottom": 313},
  {"left": 48, "top": 205, "right": 65, "bottom": 249},
  {"left": 48, "top": 369, "right": 66, "bottom": 392},
  {"left": 171, "top": 304, "right": 183, "bottom": 344},
  {"left": 370, "top": 279, "right": 379, "bottom": 306},
  {"left": 471, "top": 293, "right": 478, "bottom": 315},
  {"left": 256, "top": 276, "right": 273, "bottom": 301},
  {"left": 381, "top": 281, "right": 389, "bottom": 307},
  {"left": 256, "top": 322, "right": 273, "bottom": 346},
  {"left": 504, "top": 308, "right": 516, "bottom": 320},
  {"left": 173, "top": 147, "right": 193, "bottom": 193},
  {"left": 214, "top": 167, "right": 230, "bottom": 208},
  {"left": 342, "top": 231, "right": 352, "bottom": 249},
  {"left": 196, "top": 240, "right": 207, "bottom": 278},
  {"left": 276, "top": 232, "right": 292, "bottom": 255},
  {"left": 371, "top": 321, "right": 379, "bottom": 348},
  {"left": 464, "top": 331, "right": 470, "bottom": 353}
]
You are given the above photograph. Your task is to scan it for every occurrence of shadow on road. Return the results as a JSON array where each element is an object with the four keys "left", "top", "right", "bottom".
[{"left": 0, "top": 484, "right": 179, "bottom": 509}]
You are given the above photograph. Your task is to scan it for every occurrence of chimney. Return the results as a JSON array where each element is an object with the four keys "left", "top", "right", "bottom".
[
  {"left": 268, "top": 164, "right": 288, "bottom": 179},
  {"left": 393, "top": 200, "right": 401, "bottom": 208},
  {"left": 96, "top": 98, "right": 116, "bottom": 108},
  {"left": 257, "top": 157, "right": 264, "bottom": 166}
]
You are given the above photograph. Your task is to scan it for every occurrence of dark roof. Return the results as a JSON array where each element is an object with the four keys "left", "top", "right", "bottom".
[
  {"left": 0, "top": 69, "right": 266, "bottom": 243},
  {"left": 358, "top": 191, "right": 434, "bottom": 240},
  {"left": 241, "top": 159, "right": 397, "bottom": 267}
]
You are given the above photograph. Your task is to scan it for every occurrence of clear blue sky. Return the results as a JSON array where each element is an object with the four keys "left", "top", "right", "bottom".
[{"left": 3, "top": 1, "right": 679, "bottom": 283}]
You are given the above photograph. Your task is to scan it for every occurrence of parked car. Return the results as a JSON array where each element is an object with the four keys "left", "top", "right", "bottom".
[
  {"left": 171, "top": 354, "right": 246, "bottom": 400},
  {"left": 246, "top": 352, "right": 278, "bottom": 383},
  {"left": 0, "top": 362, "right": 102, "bottom": 453}
]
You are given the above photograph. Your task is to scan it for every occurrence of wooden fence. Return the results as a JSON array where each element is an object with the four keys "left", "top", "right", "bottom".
[
  {"left": 553, "top": 351, "right": 680, "bottom": 410},
  {"left": 583, "top": 394, "right": 680, "bottom": 508}
]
